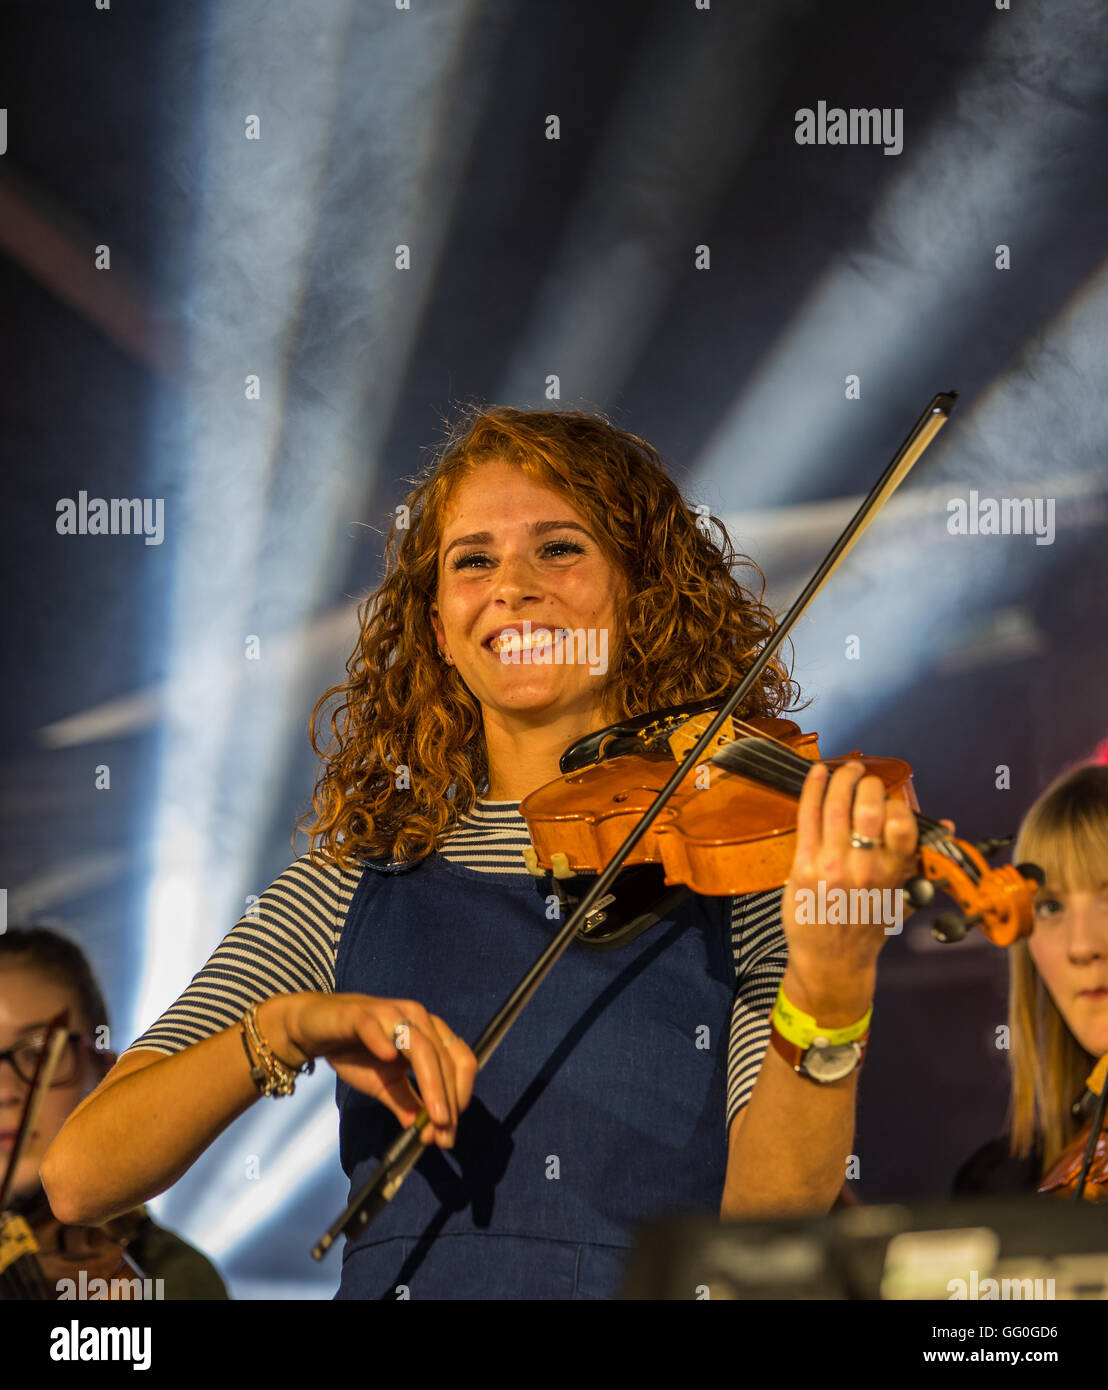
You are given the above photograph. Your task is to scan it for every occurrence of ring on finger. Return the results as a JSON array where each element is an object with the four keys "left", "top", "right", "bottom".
[{"left": 849, "top": 832, "right": 883, "bottom": 850}]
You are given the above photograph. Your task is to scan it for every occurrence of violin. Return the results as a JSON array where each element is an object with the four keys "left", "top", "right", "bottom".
[
  {"left": 0, "top": 1190, "right": 148, "bottom": 1300},
  {"left": 1038, "top": 1128, "right": 1108, "bottom": 1203},
  {"left": 520, "top": 704, "right": 1040, "bottom": 949},
  {"left": 1038, "top": 1054, "right": 1108, "bottom": 1204},
  {"left": 0, "top": 1012, "right": 151, "bottom": 1299}
]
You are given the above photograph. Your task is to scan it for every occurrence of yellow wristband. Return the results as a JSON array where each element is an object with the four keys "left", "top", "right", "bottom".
[{"left": 772, "top": 985, "right": 872, "bottom": 1049}]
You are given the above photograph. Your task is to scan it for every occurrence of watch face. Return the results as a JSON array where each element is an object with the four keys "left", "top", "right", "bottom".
[{"left": 801, "top": 1040, "right": 862, "bottom": 1083}]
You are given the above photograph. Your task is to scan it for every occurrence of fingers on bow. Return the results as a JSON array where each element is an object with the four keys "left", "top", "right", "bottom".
[{"left": 374, "top": 1002, "right": 459, "bottom": 1140}]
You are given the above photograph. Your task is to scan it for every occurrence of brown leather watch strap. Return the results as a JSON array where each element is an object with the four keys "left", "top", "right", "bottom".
[
  {"left": 769, "top": 1017, "right": 869, "bottom": 1073},
  {"left": 769, "top": 1021, "right": 806, "bottom": 1071}
]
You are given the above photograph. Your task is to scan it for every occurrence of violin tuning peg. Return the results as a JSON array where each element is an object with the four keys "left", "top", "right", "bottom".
[
  {"left": 1016, "top": 861, "right": 1045, "bottom": 888},
  {"left": 975, "top": 835, "right": 1014, "bottom": 859},
  {"left": 932, "top": 911, "right": 969, "bottom": 944},
  {"left": 904, "top": 875, "right": 935, "bottom": 909}
]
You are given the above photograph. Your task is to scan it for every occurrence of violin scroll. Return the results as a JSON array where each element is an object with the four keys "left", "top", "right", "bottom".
[
  {"left": 923, "top": 841, "right": 1044, "bottom": 948},
  {"left": 918, "top": 838, "right": 1039, "bottom": 948}
]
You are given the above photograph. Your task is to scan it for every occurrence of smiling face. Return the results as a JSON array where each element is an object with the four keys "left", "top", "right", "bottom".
[
  {"left": 0, "top": 964, "right": 105, "bottom": 1202},
  {"left": 430, "top": 459, "right": 626, "bottom": 731},
  {"left": 1028, "top": 880, "right": 1108, "bottom": 1058}
]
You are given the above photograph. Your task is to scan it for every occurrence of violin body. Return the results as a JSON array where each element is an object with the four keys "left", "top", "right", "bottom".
[
  {"left": 522, "top": 716, "right": 917, "bottom": 895},
  {"left": 0, "top": 1199, "right": 146, "bottom": 1300},
  {"left": 1040, "top": 1059, "right": 1108, "bottom": 1204},
  {"left": 520, "top": 708, "right": 1036, "bottom": 946},
  {"left": 1038, "top": 1124, "right": 1108, "bottom": 1203}
]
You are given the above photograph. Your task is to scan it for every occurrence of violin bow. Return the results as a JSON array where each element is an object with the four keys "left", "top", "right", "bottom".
[
  {"left": 0, "top": 1011, "right": 70, "bottom": 1213},
  {"left": 0, "top": 1011, "right": 70, "bottom": 1297},
  {"left": 312, "top": 391, "right": 958, "bottom": 1258}
]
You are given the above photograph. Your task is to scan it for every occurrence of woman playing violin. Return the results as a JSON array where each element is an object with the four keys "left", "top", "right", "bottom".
[
  {"left": 955, "top": 764, "right": 1108, "bottom": 1198},
  {"left": 0, "top": 926, "right": 227, "bottom": 1297},
  {"left": 43, "top": 407, "right": 922, "bottom": 1299}
]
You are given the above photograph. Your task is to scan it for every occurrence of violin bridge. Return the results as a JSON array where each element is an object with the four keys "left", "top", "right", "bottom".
[
  {"left": 0, "top": 1211, "right": 40, "bottom": 1276},
  {"left": 664, "top": 712, "right": 735, "bottom": 764}
]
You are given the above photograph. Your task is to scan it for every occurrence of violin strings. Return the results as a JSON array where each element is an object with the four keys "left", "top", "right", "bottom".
[
  {"left": 663, "top": 711, "right": 958, "bottom": 862},
  {"left": 721, "top": 718, "right": 956, "bottom": 846},
  {"left": 699, "top": 723, "right": 976, "bottom": 883},
  {"left": 2, "top": 1250, "right": 49, "bottom": 1298}
]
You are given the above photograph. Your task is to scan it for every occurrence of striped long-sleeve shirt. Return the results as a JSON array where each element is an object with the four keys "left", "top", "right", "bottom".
[{"left": 124, "top": 800, "right": 787, "bottom": 1132}]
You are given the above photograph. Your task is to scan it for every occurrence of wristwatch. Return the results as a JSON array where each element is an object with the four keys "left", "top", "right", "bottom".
[{"left": 768, "top": 986, "right": 871, "bottom": 1084}]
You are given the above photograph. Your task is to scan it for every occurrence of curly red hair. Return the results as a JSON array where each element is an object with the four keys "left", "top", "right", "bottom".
[{"left": 298, "top": 405, "right": 799, "bottom": 867}]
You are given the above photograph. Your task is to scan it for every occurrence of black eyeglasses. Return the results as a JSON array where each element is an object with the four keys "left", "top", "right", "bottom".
[{"left": 0, "top": 1031, "right": 99, "bottom": 1087}]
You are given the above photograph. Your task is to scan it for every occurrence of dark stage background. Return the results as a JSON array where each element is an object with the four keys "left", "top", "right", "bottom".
[{"left": 2, "top": 0, "right": 1107, "bottom": 1297}]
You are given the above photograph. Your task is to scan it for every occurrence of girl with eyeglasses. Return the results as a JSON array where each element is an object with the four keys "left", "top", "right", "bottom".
[{"left": 0, "top": 926, "right": 228, "bottom": 1297}]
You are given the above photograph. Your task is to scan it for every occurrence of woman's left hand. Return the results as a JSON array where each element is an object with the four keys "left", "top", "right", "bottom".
[{"left": 780, "top": 760, "right": 919, "bottom": 1025}]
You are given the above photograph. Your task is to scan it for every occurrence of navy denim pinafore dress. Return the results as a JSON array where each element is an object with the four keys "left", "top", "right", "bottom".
[{"left": 333, "top": 850, "right": 734, "bottom": 1299}]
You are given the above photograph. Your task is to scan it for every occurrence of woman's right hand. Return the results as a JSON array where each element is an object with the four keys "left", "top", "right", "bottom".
[{"left": 264, "top": 993, "right": 477, "bottom": 1147}]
